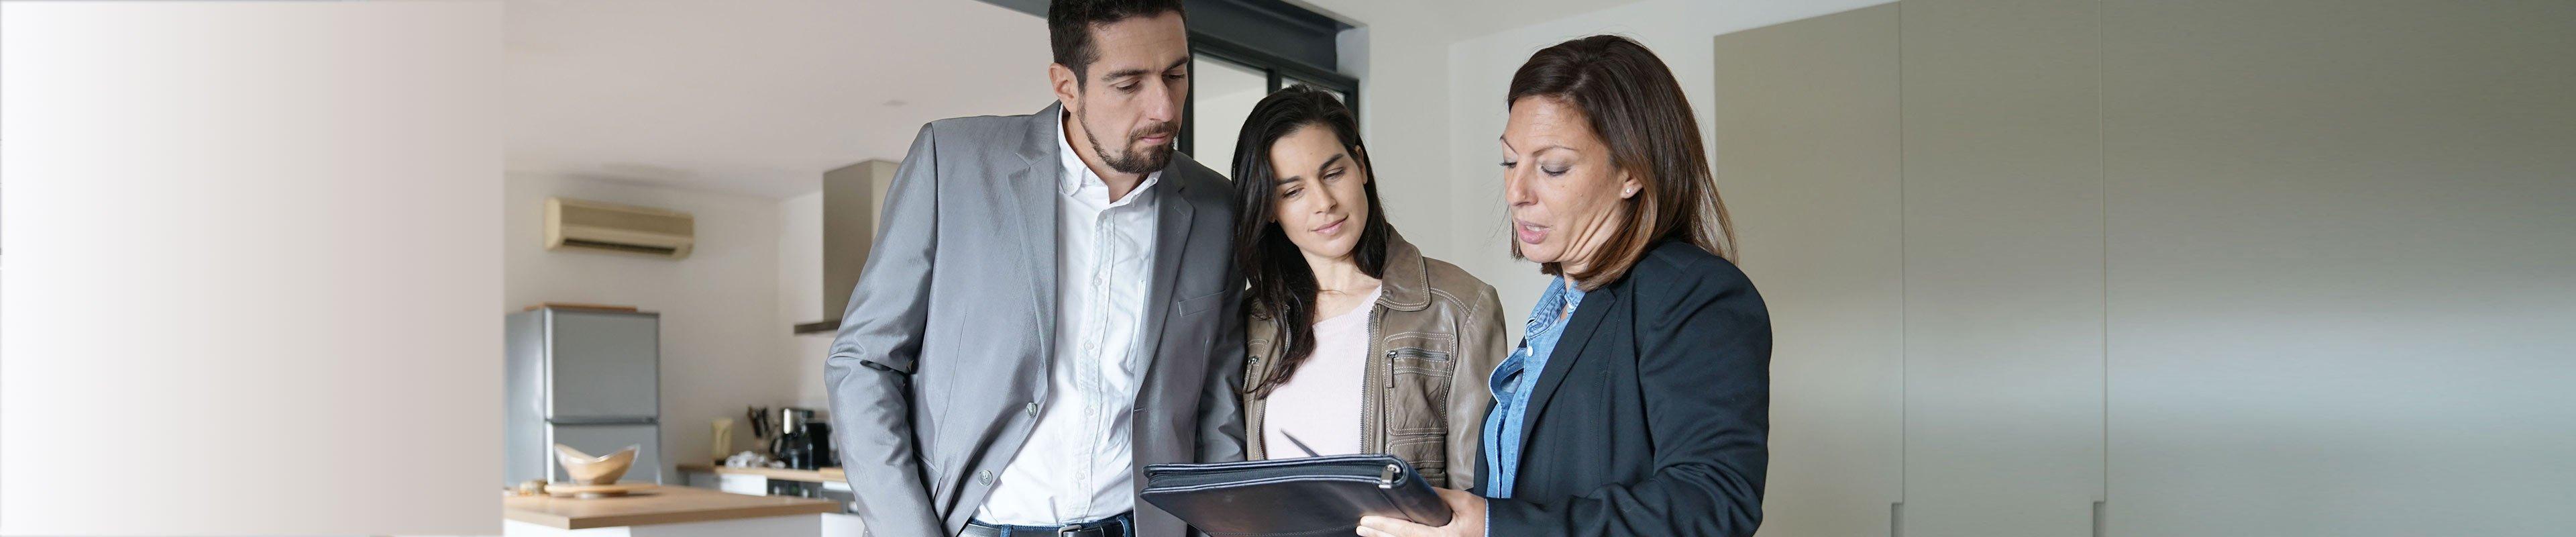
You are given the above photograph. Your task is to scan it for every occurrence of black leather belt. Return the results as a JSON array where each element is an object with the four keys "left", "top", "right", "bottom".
[{"left": 961, "top": 513, "right": 1131, "bottom": 537}]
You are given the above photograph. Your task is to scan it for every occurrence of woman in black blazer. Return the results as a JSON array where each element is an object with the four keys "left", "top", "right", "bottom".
[{"left": 1360, "top": 35, "right": 1770, "bottom": 537}]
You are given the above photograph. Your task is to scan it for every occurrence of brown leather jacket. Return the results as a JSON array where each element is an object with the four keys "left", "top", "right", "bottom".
[{"left": 1242, "top": 232, "right": 1507, "bottom": 489}]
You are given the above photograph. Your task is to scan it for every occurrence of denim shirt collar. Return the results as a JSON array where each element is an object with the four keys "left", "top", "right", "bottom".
[
  {"left": 1481, "top": 276, "right": 1587, "bottom": 498},
  {"left": 1534, "top": 277, "right": 1587, "bottom": 327}
]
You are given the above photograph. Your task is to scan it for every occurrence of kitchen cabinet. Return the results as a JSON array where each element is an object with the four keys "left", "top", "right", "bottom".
[
  {"left": 1713, "top": 1, "right": 2575, "bottom": 536},
  {"left": 1717, "top": 3, "right": 2109, "bottom": 536},
  {"left": 1896, "top": 1, "right": 2107, "bottom": 536},
  {"left": 1712, "top": 5, "right": 1905, "bottom": 537},
  {"left": 2098, "top": 1, "right": 2576, "bottom": 535}
]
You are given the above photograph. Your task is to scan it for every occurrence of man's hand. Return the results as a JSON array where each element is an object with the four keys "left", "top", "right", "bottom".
[{"left": 1356, "top": 487, "right": 1486, "bottom": 537}]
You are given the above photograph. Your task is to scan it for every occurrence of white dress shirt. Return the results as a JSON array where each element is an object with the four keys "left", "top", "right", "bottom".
[{"left": 974, "top": 110, "right": 1163, "bottom": 525}]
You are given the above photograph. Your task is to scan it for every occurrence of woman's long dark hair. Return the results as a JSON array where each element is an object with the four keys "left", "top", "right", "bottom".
[{"left": 1229, "top": 85, "right": 1393, "bottom": 399}]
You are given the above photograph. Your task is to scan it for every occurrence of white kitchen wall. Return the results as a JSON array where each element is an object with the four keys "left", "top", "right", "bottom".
[
  {"left": 781, "top": 191, "right": 837, "bottom": 410},
  {"left": 502, "top": 173, "right": 805, "bottom": 477}
]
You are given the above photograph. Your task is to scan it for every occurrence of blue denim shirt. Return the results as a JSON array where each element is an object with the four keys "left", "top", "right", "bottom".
[{"left": 1481, "top": 277, "right": 1587, "bottom": 499}]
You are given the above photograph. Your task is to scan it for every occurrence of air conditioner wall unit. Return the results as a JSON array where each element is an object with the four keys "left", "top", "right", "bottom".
[{"left": 545, "top": 197, "right": 695, "bottom": 259}]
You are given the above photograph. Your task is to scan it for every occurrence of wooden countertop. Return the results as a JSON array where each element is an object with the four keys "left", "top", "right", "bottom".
[
  {"left": 504, "top": 485, "right": 839, "bottom": 529},
  {"left": 677, "top": 462, "right": 845, "bottom": 483}
]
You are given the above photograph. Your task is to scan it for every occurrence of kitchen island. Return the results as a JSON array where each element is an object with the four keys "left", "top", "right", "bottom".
[
  {"left": 504, "top": 485, "right": 844, "bottom": 536},
  {"left": 675, "top": 462, "right": 845, "bottom": 495}
]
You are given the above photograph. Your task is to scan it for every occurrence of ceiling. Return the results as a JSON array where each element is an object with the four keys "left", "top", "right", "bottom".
[
  {"left": 506, "top": 0, "right": 1055, "bottom": 198},
  {"left": 502, "top": 0, "right": 1650, "bottom": 199}
]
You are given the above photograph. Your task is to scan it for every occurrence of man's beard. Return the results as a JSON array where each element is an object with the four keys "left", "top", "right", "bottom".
[{"left": 1077, "top": 109, "right": 1175, "bottom": 175}]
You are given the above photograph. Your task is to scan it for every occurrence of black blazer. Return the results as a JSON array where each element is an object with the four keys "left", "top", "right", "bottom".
[{"left": 1472, "top": 240, "right": 1771, "bottom": 536}]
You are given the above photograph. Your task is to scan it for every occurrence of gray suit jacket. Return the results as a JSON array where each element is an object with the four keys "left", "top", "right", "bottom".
[{"left": 825, "top": 103, "right": 1246, "bottom": 537}]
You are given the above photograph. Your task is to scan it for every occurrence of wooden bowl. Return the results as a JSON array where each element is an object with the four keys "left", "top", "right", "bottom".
[
  {"left": 553, "top": 444, "right": 639, "bottom": 485},
  {"left": 545, "top": 483, "right": 654, "bottom": 499}
]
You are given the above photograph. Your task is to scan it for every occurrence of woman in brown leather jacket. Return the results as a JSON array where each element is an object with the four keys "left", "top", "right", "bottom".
[{"left": 1224, "top": 85, "right": 1507, "bottom": 489}]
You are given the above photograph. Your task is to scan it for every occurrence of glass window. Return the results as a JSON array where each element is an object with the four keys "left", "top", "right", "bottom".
[{"left": 1189, "top": 56, "right": 1268, "bottom": 178}]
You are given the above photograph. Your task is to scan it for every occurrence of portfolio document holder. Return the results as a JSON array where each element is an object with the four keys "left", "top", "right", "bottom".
[{"left": 1140, "top": 454, "right": 1452, "bottom": 536}]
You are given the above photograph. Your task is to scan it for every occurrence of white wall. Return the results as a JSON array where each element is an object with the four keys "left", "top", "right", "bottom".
[
  {"left": 1314, "top": 4, "right": 1464, "bottom": 261},
  {"left": 780, "top": 191, "right": 837, "bottom": 410},
  {"left": 503, "top": 173, "right": 808, "bottom": 477},
  {"left": 2, "top": 2, "right": 502, "bottom": 534}
]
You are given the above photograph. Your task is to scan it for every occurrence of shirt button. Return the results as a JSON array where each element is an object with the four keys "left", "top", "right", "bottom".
[
  {"left": 977, "top": 470, "right": 994, "bottom": 484},
  {"left": 1025, "top": 402, "right": 1039, "bottom": 417}
]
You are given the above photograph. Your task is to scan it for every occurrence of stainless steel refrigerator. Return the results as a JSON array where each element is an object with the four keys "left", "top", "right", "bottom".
[{"left": 505, "top": 307, "right": 662, "bottom": 485}]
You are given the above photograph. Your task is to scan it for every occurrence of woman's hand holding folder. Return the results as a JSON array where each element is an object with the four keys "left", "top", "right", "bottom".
[{"left": 1355, "top": 487, "right": 1486, "bottom": 537}]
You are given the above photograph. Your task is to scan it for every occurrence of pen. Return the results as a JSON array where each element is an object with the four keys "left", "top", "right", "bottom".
[{"left": 1279, "top": 430, "right": 1322, "bottom": 458}]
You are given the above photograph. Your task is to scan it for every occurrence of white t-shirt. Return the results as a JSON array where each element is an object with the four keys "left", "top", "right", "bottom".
[{"left": 1260, "top": 286, "right": 1382, "bottom": 458}]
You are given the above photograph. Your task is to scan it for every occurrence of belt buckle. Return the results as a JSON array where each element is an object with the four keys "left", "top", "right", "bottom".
[{"left": 1055, "top": 526, "right": 1098, "bottom": 537}]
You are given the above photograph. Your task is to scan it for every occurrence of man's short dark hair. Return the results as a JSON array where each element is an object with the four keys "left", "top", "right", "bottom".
[{"left": 1049, "top": 0, "right": 1187, "bottom": 82}]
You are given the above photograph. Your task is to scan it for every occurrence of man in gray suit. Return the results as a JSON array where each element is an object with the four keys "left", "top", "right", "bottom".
[{"left": 824, "top": 1, "right": 1242, "bottom": 536}]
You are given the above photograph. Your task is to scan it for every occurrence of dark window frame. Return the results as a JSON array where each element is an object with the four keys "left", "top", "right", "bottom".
[{"left": 1178, "top": 33, "right": 1359, "bottom": 158}]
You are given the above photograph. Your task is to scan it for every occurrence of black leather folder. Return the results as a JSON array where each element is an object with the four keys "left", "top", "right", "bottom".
[{"left": 1140, "top": 454, "right": 1453, "bottom": 536}]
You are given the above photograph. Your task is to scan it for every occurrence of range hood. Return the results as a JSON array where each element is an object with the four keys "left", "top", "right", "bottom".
[{"left": 794, "top": 160, "right": 899, "bottom": 334}]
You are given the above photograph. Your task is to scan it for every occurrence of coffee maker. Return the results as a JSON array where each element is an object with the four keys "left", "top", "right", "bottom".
[
  {"left": 763, "top": 407, "right": 836, "bottom": 470},
  {"left": 802, "top": 419, "right": 835, "bottom": 469}
]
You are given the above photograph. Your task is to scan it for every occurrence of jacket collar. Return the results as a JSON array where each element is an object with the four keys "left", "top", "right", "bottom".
[
  {"left": 1376, "top": 230, "right": 1433, "bottom": 312},
  {"left": 1000, "top": 101, "right": 1196, "bottom": 365},
  {"left": 1014, "top": 102, "right": 1063, "bottom": 169},
  {"left": 1515, "top": 273, "right": 1623, "bottom": 460},
  {"left": 1246, "top": 229, "right": 1432, "bottom": 340}
]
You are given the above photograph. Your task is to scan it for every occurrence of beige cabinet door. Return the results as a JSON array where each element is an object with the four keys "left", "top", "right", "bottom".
[
  {"left": 1898, "top": 1, "right": 2110, "bottom": 536},
  {"left": 1713, "top": 5, "right": 1906, "bottom": 537}
]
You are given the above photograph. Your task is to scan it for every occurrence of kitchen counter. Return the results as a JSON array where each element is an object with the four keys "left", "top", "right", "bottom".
[
  {"left": 676, "top": 462, "right": 844, "bottom": 483},
  {"left": 504, "top": 485, "right": 841, "bottom": 536}
]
